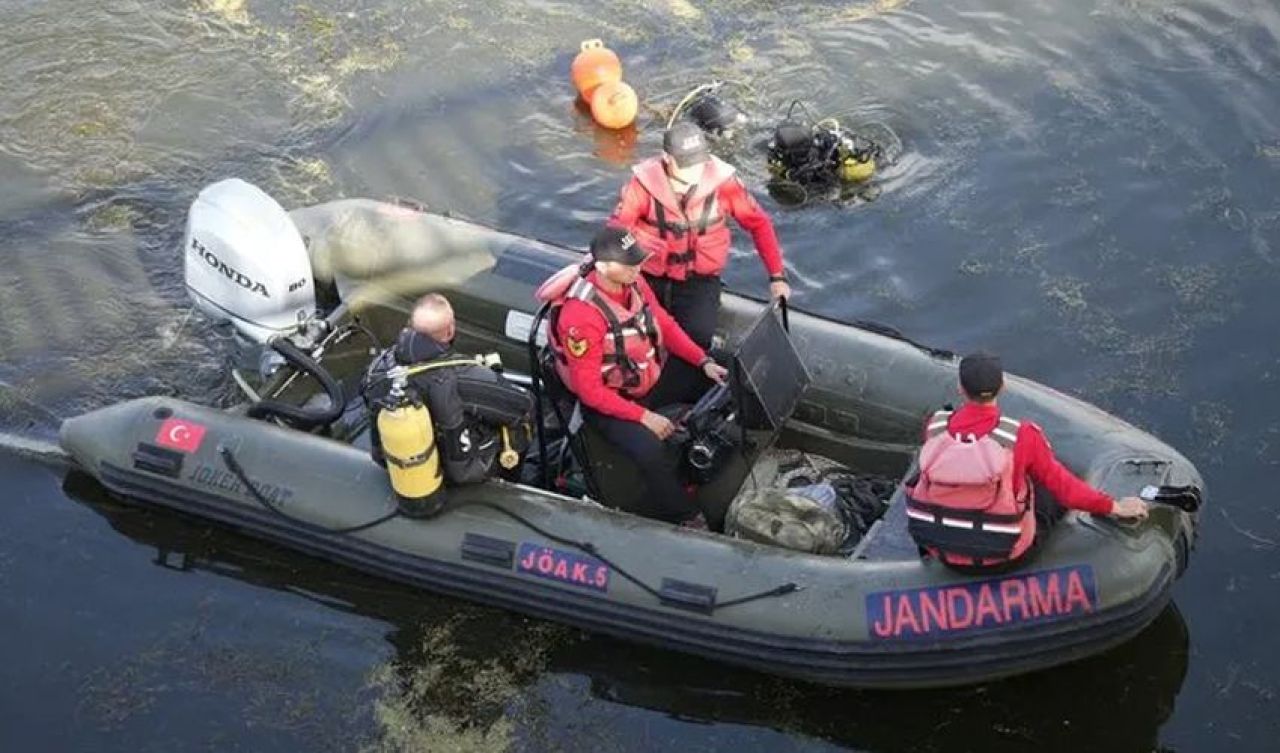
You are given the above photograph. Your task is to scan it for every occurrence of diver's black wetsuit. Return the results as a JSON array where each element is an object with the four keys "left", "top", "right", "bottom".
[{"left": 364, "top": 329, "right": 532, "bottom": 484}]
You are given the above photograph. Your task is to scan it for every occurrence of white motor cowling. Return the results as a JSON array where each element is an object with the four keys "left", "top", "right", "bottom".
[{"left": 183, "top": 178, "right": 316, "bottom": 344}]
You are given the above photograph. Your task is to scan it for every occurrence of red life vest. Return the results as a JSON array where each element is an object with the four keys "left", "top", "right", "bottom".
[
  {"left": 904, "top": 410, "right": 1036, "bottom": 567},
  {"left": 629, "top": 155, "right": 737, "bottom": 280},
  {"left": 536, "top": 265, "right": 664, "bottom": 399}
]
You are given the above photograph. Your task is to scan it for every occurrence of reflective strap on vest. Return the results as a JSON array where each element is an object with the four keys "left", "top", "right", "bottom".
[
  {"left": 905, "top": 495, "right": 1026, "bottom": 561},
  {"left": 926, "top": 410, "right": 1020, "bottom": 449},
  {"left": 568, "top": 275, "right": 595, "bottom": 301},
  {"left": 909, "top": 410, "right": 1030, "bottom": 562},
  {"left": 905, "top": 498, "right": 1024, "bottom": 526},
  {"left": 925, "top": 409, "right": 953, "bottom": 436},
  {"left": 990, "top": 415, "right": 1021, "bottom": 447}
]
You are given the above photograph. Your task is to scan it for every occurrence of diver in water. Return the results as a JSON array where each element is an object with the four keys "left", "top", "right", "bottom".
[
  {"left": 673, "top": 86, "right": 890, "bottom": 205},
  {"left": 765, "top": 101, "right": 884, "bottom": 203}
]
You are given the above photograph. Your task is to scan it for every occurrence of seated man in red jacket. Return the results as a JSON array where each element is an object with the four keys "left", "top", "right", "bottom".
[
  {"left": 905, "top": 352, "right": 1149, "bottom": 572},
  {"left": 538, "top": 226, "right": 729, "bottom": 527}
]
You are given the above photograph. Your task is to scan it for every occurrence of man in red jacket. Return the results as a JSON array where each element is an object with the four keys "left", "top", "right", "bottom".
[
  {"left": 608, "top": 121, "right": 790, "bottom": 352},
  {"left": 542, "top": 226, "right": 729, "bottom": 526},
  {"left": 908, "top": 353, "right": 1149, "bottom": 571}
]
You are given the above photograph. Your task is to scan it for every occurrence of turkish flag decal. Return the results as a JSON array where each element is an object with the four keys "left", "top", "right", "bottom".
[{"left": 155, "top": 417, "right": 207, "bottom": 453}]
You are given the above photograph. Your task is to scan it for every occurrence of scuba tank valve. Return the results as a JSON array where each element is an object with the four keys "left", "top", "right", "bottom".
[{"left": 499, "top": 425, "right": 520, "bottom": 470}]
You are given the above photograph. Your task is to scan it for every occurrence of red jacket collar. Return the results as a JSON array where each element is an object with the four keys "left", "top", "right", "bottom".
[
  {"left": 585, "top": 270, "right": 636, "bottom": 307},
  {"left": 632, "top": 155, "right": 736, "bottom": 215}
]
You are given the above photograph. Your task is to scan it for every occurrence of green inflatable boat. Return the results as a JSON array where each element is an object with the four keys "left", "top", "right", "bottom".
[{"left": 59, "top": 180, "right": 1203, "bottom": 689}]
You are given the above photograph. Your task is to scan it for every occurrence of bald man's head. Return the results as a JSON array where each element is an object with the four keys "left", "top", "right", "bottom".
[{"left": 409, "top": 293, "right": 456, "bottom": 343}]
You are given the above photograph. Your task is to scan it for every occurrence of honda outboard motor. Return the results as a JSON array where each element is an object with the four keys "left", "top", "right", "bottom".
[{"left": 184, "top": 178, "right": 317, "bottom": 345}]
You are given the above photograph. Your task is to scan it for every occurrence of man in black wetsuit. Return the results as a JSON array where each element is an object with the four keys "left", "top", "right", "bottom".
[{"left": 363, "top": 293, "right": 532, "bottom": 484}]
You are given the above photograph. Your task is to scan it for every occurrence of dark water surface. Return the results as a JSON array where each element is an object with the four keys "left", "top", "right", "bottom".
[{"left": 2, "top": 0, "right": 1278, "bottom": 750}]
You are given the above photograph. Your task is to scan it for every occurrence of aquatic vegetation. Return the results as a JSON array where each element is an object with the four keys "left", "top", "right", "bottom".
[
  {"left": 269, "top": 155, "right": 336, "bottom": 206},
  {"left": 726, "top": 36, "right": 755, "bottom": 63},
  {"left": 335, "top": 38, "right": 405, "bottom": 77},
  {"left": 361, "top": 612, "right": 573, "bottom": 753},
  {"left": 839, "top": 0, "right": 913, "bottom": 23},
  {"left": 198, "top": 0, "right": 250, "bottom": 26},
  {"left": 85, "top": 203, "right": 139, "bottom": 232},
  {"left": 296, "top": 4, "right": 339, "bottom": 38},
  {"left": 1163, "top": 264, "right": 1227, "bottom": 312},
  {"left": 665, "top": 0, "right": 704, "bottom": 22}
]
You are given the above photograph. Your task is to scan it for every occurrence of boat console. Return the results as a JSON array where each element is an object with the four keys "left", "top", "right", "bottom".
[
  {"left": 540, "top": 301, "right": 812, "bottom": 527},
  {"left": 672, "top": 301, "right": 812, "bottom": 487}
]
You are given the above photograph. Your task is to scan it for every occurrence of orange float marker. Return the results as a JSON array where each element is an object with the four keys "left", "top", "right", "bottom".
[
  {"left": 590, "top": 80, "right": 638, "bottom": 130},
  {"left": 570, "top": 39, "right": 622, "bottom": 102}
]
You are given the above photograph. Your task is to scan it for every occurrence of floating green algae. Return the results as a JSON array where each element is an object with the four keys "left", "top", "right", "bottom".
[
  {"left": 839, "top": 0, "right": 913, "bottom": 23},
  {"left": 198, "top": 0, "right": 250, "bottom": 26},
  {"left": 85, "top": 203, "right": 139, "bottom": 232},
  {"left": 361, "top": 611, "right": 575, "bottom": 753}
]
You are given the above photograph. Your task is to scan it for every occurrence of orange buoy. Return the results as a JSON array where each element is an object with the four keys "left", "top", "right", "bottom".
[
  {"left": 590, "top": 80, "right": 638, "bottom": 129},
  {"left": 571, "top": 39, "right": 622, "bottom": 101}
]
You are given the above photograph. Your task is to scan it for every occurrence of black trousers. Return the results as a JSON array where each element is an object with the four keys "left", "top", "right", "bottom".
[
  {"left": 582, "top": 364, "right": 710, "bottom": 524},
  {"left": 645, "top": 273, "right": 722, "bottom": 401},
  {"left": 643, "top": 273, "right": 721, "bottom": 350}
]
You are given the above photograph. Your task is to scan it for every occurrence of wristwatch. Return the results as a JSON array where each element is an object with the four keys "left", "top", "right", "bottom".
[{"left": 769, "top": 274, "right": 788, "bottom": 283}]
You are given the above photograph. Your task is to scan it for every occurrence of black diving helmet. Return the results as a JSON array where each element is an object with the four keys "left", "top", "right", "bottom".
[
  {"left": 686, "top": 91, "right": 748, "bottom": 136},
  {"left": 770, "top": 119, "right": 815, "bottom": 164}
]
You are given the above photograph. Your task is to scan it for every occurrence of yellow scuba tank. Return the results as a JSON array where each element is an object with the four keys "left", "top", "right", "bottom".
[
  {"left": 839, "top": 154, "right": 876, "bottom": 183},
  {"left": 378, "top": 375, "right": 444, "bottom": 511}
]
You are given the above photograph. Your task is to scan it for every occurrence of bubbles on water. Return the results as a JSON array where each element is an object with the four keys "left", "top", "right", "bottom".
[
  {"left": 1191, "top": 400, "right": 1232, "bottom": 454},
  {"left": 1222, "top": 206, "right": 1249, "bottom": 231},
  {"left": 1042, "top": 275, "right": 1090, "bottom": 313}
]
